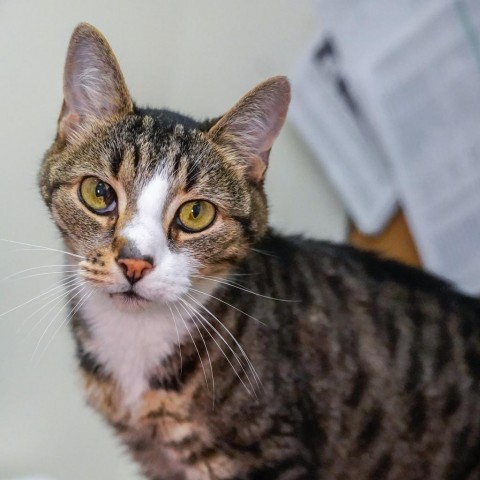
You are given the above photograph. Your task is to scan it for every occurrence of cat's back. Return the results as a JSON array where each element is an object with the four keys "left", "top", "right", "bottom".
[
  {"left": 255, "top": 230, "right": 480, "bottom": 334},
  {"left": 247, "top": 232, "right": 480, "bottom": 479}
]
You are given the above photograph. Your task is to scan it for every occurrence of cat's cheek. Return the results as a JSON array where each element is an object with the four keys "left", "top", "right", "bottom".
[
  {"left": 51, "top": 194, "right": 116, "bottom": 257},
  {"left": 51, "top": 206, "right": 69, "bottom": 234}
]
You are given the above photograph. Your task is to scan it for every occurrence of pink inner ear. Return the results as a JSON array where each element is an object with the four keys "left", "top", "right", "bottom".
[
  {"left": 59, "top": 24, "right": 133, "bottom": 142},
  {"left": 257, "top": 112, "right": 285, "bottom": 155},
  {"left": 209, "top": 77, "right": 291, "bottom": 181}
]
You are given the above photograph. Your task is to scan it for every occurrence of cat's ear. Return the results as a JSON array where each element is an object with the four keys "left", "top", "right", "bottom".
[
  {"left": 58, "top": 23, "right": 134, "bottom": 143},
  {"left": 208, "top": 76, "right": 291, "bottom": 182}
]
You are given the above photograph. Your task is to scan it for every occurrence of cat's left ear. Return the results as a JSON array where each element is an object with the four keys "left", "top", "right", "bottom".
[
  {"left": 208, "top": 76, "right": 291, "bottom": 182},
  {"left": 58, "top": 23, "right": 134, "bottom": 143}
]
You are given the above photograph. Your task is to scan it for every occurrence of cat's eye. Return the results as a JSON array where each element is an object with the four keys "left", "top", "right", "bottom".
[
  {"left": 176, "top": 200, "right": 216, "bottom": 233},
  {"left": 79, "top": 177, "right": 117, "bottom": 214}
]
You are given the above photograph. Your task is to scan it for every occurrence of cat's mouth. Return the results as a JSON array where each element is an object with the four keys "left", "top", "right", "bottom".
[{"left": 110, "top": 290, "right": 150, "bottom": 307}]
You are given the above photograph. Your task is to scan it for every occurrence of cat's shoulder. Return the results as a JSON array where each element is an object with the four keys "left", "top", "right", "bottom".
[{"left": 257, "top": 230, "right": 480, "bottom": 309}]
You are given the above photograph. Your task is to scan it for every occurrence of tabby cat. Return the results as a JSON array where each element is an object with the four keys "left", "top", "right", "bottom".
[{"left": 38, "top": 23, "right": 480, "bottom": 480}]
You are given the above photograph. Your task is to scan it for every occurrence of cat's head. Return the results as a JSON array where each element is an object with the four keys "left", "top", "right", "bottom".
[{"left": 39, "top": 23, "right": 290, "bottom": 310}]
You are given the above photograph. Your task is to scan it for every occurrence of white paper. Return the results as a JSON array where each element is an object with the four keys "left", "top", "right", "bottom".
[
  {"left": 358, "top": 0, "right": 480, "bottom": 292},
  {"left": 294, "top": 0, "right": 480, "bottom": 292},
  {"left": 290, "top": 33, "right": 397, "bottom": 234}
]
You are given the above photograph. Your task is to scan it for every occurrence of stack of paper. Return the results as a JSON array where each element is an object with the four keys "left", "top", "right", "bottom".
[{"left": 291, "top": 0, "right": 480, "bottom": 293}]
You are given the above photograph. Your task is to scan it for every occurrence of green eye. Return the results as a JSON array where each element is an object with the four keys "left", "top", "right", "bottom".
[
  {"left": 176, "top": 200, "right": 216, "bottom": 232},
  {"left": 79, "top": 177, "right": 117, "bottom": 214}
]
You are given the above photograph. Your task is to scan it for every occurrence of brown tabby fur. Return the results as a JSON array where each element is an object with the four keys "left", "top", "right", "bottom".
[{"left": 39, "top": 24, "right": 480, "bottom": 480}]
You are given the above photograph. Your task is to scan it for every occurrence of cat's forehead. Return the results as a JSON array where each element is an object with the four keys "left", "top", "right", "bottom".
[
  {"left": 85, "top": 114, "right": 215, "bottom": 187},
  {"left": 105, "top": 114, "right": 205, "bottom": 169}
]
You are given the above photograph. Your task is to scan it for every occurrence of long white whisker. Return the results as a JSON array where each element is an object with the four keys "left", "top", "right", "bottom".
[
  {"left": 24, "top": 275, "right": 82, "bottom": 312},
  {"left": 0, "top": 239, "right": 85, "bottom": 259},
  {"left": 182, "top": 296, "right": 255, "bottom": 398},
  {"left": 189, "top": 287, "right": 266, "bottom": 326},
  {"left": 21, "top": 275, "right": 81, "bottom": 324},
  {"left": 10, "top": 270, "right": 83, "bottom": 282},
  {"left": 173, "top": 302, "right": 210, "bottom": 394},
  {"left": 0, "top": 275, "right": 82, "bottom": 318},
  {"left": 249, "top": 247, "right": 279, "bottom": 259},
  {"left": 186, "top": 292, "right": 262, "bottom": 390},
  {"left": 28, "top": 281, "right": 85, "bottom": 335},
  {"left": 3, "top": 264, "right": 81, "bottom": 281},
  {"left": 167, "top": 303, "right": 183, "bottom": 373},
  {"left": 193, "top": 275, "right": 298, "bottom": 303},
  {"left": 225, "top": 272, "right": 257, "bottom": 277},
  {"left": 32, "top": 285, "right": 87, "bottom": 360},
  {"left": 38, "top": 288, "right": 92, "bottom": 360},
  {"left": 17, "top": 277, "right": 81, "bottom": 334},
  {"left": 178, "top": 298, "right": 215, "bottom": 407}
]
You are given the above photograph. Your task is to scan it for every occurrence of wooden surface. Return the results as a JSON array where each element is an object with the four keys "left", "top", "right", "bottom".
[{"left": 348, "top": 210, "right": 422, "bottom": 268}]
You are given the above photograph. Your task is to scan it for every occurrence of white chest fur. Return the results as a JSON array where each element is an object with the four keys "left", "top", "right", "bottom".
[{"left": 80, "top": 291, "right": 191, "bottom": 409}]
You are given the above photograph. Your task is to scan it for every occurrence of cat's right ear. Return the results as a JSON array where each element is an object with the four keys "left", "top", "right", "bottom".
[{"left": 58, "top": 23, "right": 134, "bottom": 143}]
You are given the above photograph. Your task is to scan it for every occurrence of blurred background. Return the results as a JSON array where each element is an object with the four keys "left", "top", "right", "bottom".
[
  {"left": 0, "top": 1, "right": 344, "bottom": 479},
  {"left": 2, "top": 0, "right": 480, "bottom": 479}
]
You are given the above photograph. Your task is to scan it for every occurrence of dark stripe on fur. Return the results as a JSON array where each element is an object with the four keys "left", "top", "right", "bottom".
[
  {"left": 110, "top": 146, "right": 124, "bottom": 176},
  {"left": 408, "top": 391, "right": 427, "bottom": 439},
  {"left": 185, "top": 158, "right": 200, "bottom": 192},
  {"left": 442, "top": 384, "right": 462, "bottom": 418},
  {"left": 446, "top": 428, "right": 480, "bottom": 479},
  {"left": 149, "top": 354, "right": 199, "bottom": 391},
  {"left": 345, "top": 370, "right": 368, "bottom": 408},
  {"left": 368, "top": 453, "right": 392, "bottom": 480},
  {"left": 250, "top": 456, "right": 308, "bottom": 480},
  {"left": 434, "top": 316, "right": 453, "bottom": 377},
  {"left": 77, "top": 346, "right": 107, "bottom": 378},
  {"left": 356, "top": 406, "right": 383, "bottom": 452}
]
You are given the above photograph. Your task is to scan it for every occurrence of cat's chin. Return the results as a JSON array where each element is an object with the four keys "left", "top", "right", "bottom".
[{"left": 109, "top": 291, "right": 152, "bottom": 311}]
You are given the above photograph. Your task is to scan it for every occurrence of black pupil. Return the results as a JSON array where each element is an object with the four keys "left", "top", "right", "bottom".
[
  {"left": 95, "top": 182, "right": 109, "bottom": 200},
  {"left": 192, "top": 202, "right": 202, "bottom": 219}
]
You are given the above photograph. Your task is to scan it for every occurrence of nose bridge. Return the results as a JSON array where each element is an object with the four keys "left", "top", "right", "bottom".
[
  {"left": 122, "top": 218, "right": 155, "bottom": 254},
  {"left": 117, "top": 242, "right": 153, "bottom": 265}
]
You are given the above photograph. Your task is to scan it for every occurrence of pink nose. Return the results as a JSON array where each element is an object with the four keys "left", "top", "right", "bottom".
[{"left": 117, "top": 258, "right": 153, "bottom": 284}]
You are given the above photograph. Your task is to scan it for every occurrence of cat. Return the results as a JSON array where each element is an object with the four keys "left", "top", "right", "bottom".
[{"left": 38, "top": 23, "right": 480, "bottom": 480}]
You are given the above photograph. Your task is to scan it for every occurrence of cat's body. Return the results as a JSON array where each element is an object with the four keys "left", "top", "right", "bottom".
[{"left": 39, "top": 24, "right": 480, "bottom": 479}]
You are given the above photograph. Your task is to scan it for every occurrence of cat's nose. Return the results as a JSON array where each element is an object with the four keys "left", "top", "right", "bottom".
[{"left": 117, "top": 244, "right": 154, "bottom": 284}]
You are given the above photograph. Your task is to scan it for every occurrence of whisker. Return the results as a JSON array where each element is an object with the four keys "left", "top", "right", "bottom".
[
  {"left": 167, "top": 303, "right": 183, "bottom": 373},
  {"left": 186, "top": 292, "right": 262, "bottom": 390},
  {"left": 192, "top": 275, "right": 298, "bottom": 303},
  {"left": 3, "top": 264, "right": 81, "bottom": 281},
  {"left": 0, "top": 238, "right": 85, "bottom": 259},
  {"left": 17, "top": 278, "right": 83, "bottom": 335},
  {"left": 178, "top": 299, "right": 215, "bottom": 406},
  {"left": 32, "top": 285, "right": 87, "bottom": 360},
  {"left": 28, "top": 280, "right": 85, "bottom": 335},
  {"left": 225, "top": 272, "right": 257, "bottom": 277},
  {"left": 10, "top": 270, "right": 83, "bottom": 282},
  {"left": 0, "top": 275, "right": 83, "bottom": 318},
  {"left": 182, "top": 296, "right": 256, "bottom": 398},
  {"left": 173, "top": 302, "right": 210, "bottom": 394},
  {"left": 38, "top": 288, "right": 92, "bottom": 361},
  {"left": 189, "top": 287, "right": 266, "bottom": 326},
  {"left": 17, "top": 276, "right": 81, "bottom": 334},
  {"left": 249, "top": 247, "right": 279, "bottom": 259}
]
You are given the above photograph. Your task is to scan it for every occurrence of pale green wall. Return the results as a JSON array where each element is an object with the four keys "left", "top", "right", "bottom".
[{"left": 0, "top": 1, "right": 345, "bottom": 479}]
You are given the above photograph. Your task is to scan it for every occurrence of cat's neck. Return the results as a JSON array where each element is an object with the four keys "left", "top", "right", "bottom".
[{"left": 78, "top": 290, "right": 194, "bottom": 409}]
